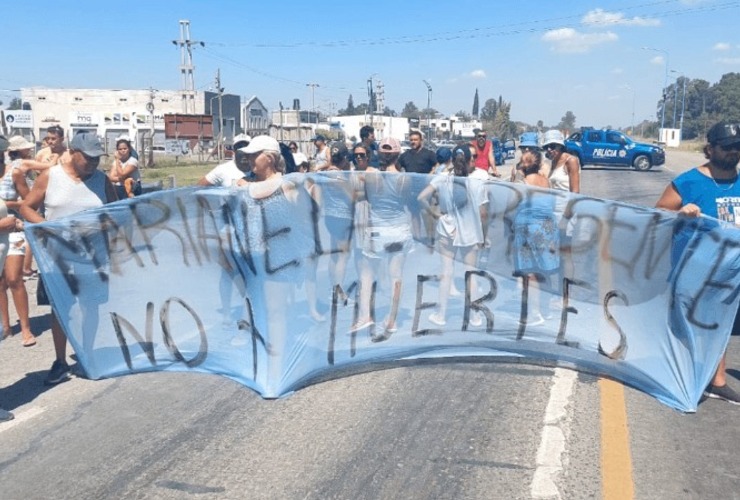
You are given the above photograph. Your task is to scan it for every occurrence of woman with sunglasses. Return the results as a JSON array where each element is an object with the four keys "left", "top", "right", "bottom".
[
  {"left": 417, "top": 144, "right": 488, "bottom": 327},
  {"left": 542, "top": 130, "right": 580, "bottom": 194}
]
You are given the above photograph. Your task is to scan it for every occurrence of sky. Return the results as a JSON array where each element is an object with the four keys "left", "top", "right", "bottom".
[{"left": 1, "top": 0, "right": 739, "bottom": 129}]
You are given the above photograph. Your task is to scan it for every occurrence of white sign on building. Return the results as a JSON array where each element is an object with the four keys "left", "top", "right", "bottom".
[{"left": 2, "top": 110, "right": 33, "bottom": 128}]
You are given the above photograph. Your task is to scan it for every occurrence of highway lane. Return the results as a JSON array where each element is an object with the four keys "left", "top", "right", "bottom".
[{"left": 1, "top": 149, "right": 737, "bottom": 499}]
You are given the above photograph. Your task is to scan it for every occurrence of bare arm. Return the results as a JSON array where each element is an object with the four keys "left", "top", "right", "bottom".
[
  {"left": 19, "top": 171, "right": 50, "bottom": 223},
  {"left": 655, "top": 182, "right": 700, "bottom": 216},
  {"left": 566, "top": 155, "right": 581, "bottom": 193}
]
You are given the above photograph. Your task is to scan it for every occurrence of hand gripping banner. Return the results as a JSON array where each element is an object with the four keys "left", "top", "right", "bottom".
[{"left": 24, "top": 172, "right": 740, "bottom": 412}]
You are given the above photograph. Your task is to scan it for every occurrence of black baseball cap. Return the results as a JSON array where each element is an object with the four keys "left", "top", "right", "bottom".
[{"left": 707, "top": 122, "right": 740, "bottom": 147}]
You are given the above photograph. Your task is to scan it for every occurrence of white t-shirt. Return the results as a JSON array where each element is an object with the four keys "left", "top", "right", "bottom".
[{"left": 204, "top": 160, "right": 243, "bottom": 187}]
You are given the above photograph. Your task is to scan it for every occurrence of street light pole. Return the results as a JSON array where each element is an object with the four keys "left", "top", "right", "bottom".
[
  {"left": 642, "top": 46, "right": 669, "bottom": 141},
  {"left": 306, "top": 83, "right": 319, "bottom": 126},
  {"left": 423, "top": 79, "right": 432, "bottom": 138},
  {"left": 671, "top": 70, "right": 687, "bottom": 142},
  {"left": 623, "top": 84, "right": 636, "bottom": 136}
]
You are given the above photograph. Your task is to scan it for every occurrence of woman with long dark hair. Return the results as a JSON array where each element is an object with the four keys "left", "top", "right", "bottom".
[{"left": 417, "top": 144, "right": 488, "bottom": 327}]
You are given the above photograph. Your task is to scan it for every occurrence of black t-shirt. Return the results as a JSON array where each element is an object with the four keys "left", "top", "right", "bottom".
[{"left": 398, "top": 147, "right": 436, "bottom": 174}]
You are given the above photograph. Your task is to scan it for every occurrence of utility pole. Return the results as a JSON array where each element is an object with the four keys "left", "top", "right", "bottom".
[
  {"left": 147, "top": 87, "right": 155, "bottom": 167},
  {"left": 215, "top": 69, "right": 224, "bottom": 160},
  {"left": 423, "top": 80, "right": 432, "bottom": 138},
  {"left": 306, "top": 83, "right": 319, "bottom": 126},
  {"left": 172, "top": 20, "right": 204, "bottom": 114},
  {"left": 367, "top": 77, "right": 375, "bottom": 127}
]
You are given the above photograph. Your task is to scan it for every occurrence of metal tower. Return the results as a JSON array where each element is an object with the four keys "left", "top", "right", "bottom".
[{"left": 173, "top": 20, "right": 203, "bottom": 114}]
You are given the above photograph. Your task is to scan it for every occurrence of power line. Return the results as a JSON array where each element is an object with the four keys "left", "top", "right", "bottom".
[{"left": 205, "top": 1, "right": 738, "bottom": 49}]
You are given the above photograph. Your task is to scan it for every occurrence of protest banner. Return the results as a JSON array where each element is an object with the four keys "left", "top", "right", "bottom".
[{"left": 25, "top": 173, "right": 740, "bottom": 412}]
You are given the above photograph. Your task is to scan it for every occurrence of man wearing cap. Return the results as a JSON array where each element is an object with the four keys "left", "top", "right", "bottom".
[
  {"left": 398, "top": 130, "right": 436, "bottom": 174},
  {"left": 313, "top": 135, "right": 332, "bottom": 171},
  {"left": 656, "top": 121, "right": 740, "bottom": 405},
  {"left": 20, "top": 131, "right": 117, "bottom": 386},
  {"left": 197, "top": 134, "right": 253, "bottom": 187}
]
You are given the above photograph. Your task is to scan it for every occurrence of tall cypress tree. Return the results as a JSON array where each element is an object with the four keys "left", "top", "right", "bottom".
[{"left": 472, "top": 88, "right": 480, "bottom": 118}]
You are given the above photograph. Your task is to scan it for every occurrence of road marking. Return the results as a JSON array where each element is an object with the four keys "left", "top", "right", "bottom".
[
  {"left": 531, "top": 367, "right": 577, "bottom": 499},
  {"left": 599, "top": 378, "right": 634, "bottom": 500},
  {"left": 0, "top": 406, "right": 45, "bottom": 433}
]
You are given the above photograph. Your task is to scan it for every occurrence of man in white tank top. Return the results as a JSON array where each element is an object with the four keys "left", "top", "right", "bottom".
[{"left": 20, "top": 132, "right": 117, "bottom": 386}]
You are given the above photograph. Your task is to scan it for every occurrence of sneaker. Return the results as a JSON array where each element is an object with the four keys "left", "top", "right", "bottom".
[
  {"left": 704, "top": 384, "right": 740, "bottom": 405},
  {"left": 0, "top": 406, "right": 14, "bottom": 422},
  {"left": 428, "top": 312, "right": 446, "bottom": 326},
  {"left": 44, "top": 359, "right": 71, "bottom": 386}
]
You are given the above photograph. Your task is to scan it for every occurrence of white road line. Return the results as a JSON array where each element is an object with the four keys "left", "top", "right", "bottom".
[
  {"left": 0, "top": 406, "right": 45, "bottom": 433},
  {"left": 530, "top": 367, "right": 578, "bottom": 499}
]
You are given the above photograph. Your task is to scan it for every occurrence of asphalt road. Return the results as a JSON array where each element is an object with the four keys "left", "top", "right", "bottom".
[{"left": 0, "top": 149, "right": 737, "bottom": 500}]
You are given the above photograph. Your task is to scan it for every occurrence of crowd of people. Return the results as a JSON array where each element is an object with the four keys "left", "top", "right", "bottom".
[{"left": 1, "top": 120, "right": 738, "bottom": 422}]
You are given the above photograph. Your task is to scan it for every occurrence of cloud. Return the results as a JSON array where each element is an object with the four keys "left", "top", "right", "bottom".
[
  {"left": 611, "top": 67, "right": 624, "bottom": 75},
  {"left": 715, "top": 57, "right": 740, "bottom": 65},
  {"left": 582, "top": 8, "right": 660, "bottom": 27},
  {"left": 713, "top": 42, "right": 731, "bottom": 51},
  {"left": 447, "top": 69, "right": 486, "bottom": 84},
  {"left": 542, "top": 28, "right": 618, "bottom": 53},
  {"left": 650, "top": 55, "right": 665, "bottom": 65}
]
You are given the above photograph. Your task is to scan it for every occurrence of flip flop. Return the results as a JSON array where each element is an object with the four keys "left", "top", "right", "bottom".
[
  {"left": 22, "top": 336, "right": 37, "bottom": 347},
  {"left": 349, "top": 318, "right": 374, "bottom": 333}
]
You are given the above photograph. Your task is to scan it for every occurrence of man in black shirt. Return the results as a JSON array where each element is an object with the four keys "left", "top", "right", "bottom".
[{"left": 398, "top": 130, "right": 436, "bottom": 173}]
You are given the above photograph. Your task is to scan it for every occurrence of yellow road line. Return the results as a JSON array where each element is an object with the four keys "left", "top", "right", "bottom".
[{"left": 600, "top": 378, "right": 634, "bottom": 500}]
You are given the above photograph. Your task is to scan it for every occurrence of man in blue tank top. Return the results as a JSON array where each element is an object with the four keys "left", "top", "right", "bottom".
[{"left": 656, "top": 121, "right": 740, "bottom": 405}]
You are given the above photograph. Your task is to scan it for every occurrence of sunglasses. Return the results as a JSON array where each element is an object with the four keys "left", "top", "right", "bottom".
[
  {"left": 544, "top": 144, "right": 560, "bottom": 151},
  {"left": 289, "top": 146, "right": 297, "bottom": 151},
  {"left": 477, "top": 135, "right": 487, "bottom": 139},
  {"left": 354, "top": 153, "right": 368, "bottom": 159}
]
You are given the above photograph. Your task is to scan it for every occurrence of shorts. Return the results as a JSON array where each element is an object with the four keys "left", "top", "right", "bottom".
[
  {"left": 8, "top": 231, "right": 26, "bottom": 257},
  {"left": 362, "top": 223, "right": 412, "bottom": 259}
]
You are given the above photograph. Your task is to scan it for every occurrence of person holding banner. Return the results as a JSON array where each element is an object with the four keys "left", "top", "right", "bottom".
[
  {"left": 20, "top": 132, "right": 117, "bottom": 385},
  {"left": 512, "top": 150, "right": 559, "bottom": 325},
  {"left": 351, "top": 137, "right": 411, "bottom": 339},
  {"left": 418, "top": 144, "right": 488, "bottom": 327},
  {"left": 656, "top": 121, "right": 740, "bottom": 405}
]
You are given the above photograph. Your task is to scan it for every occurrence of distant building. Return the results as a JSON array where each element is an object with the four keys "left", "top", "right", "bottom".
[
  {"left": 17, "top": 87, "right": 242, "bottom": 153},
  {"left": 242, "top": 96, "right": 269, "bottom": 137},
  {"left": 330, "top": 115, "right": 410, "bottom": 143}
]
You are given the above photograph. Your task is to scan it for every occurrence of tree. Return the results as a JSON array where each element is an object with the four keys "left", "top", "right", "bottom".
[
  {"left": 381, "top": 106, "right": 397, "bottom": 117},
  {"left": 7, "top": 97, "right": 22, "bottom": 110},
  {"left": 557, "top": 111, "right": 577, "bottom": 132},
  {"left": 455, "top": 110, "right": 472, "bottom": 121},
  {"left": 536, "top": 120, "right": 544, "bottom": 130},
  {"left": 472, "top": 89, "right": 479, "bottom": 118},
  {"left": 340, "top": 94, "right": 355, "bottom": 116},
  {"left": 401, "top": 101, "right": 420, "bottom": 118},
  {"left": 480, "top": 98, "right": 498, "bottom": 122}
]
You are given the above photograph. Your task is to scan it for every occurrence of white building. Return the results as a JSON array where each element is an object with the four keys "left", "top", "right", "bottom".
[
  {"left": 17, "top": 87, "right": 242, "bottom": 153},
  {"left": 329, "top": 114, "right": 409, "bottom": 143}
]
